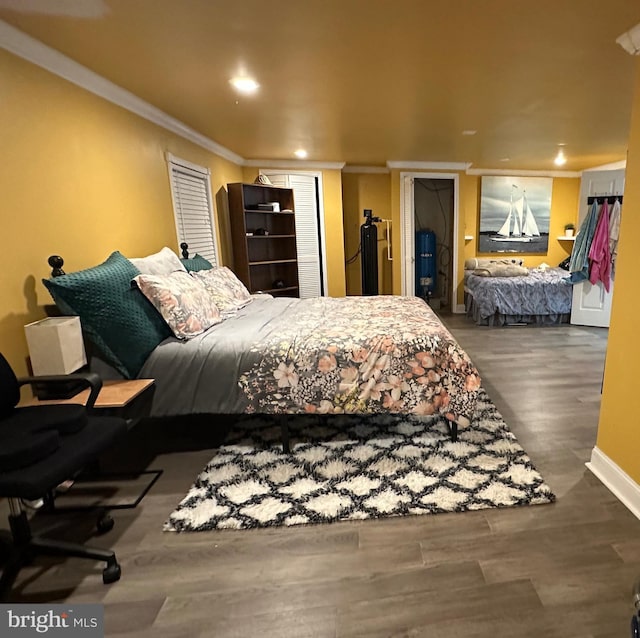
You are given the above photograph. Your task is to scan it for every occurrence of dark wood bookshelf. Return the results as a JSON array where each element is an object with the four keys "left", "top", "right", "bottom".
[{"left": 227, "top": 183, "right": 300, "bottom": 296}]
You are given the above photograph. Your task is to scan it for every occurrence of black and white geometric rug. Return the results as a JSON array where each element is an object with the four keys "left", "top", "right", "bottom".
[{"left": 164, "top": 389, "right": 555, "bottom": 532}]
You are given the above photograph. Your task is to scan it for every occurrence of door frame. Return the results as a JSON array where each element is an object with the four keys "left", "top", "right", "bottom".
[
  {"left": 400, "top": 171, "right": 461, "bottom": 311},
  {"left": 259, "top": 169, "right": 328, "bottom": 296}
]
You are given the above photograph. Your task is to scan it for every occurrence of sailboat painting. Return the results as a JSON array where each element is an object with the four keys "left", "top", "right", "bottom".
[{"left": 478, "top": 176, "right": 552, "bottom": 254}]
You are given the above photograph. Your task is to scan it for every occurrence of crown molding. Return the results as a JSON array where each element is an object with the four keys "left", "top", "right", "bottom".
[
  {"left": 387, "top": 161, "right": 471, "bottom": 171},
  {"left": 583, "top": 160, "right": 627, "bottom": 172},
  {"left": 0, "top": 20, "right": 245, "bottom": 165},
  {"left": 342, "top": 165, "right": 390, "bottom": 174},
  {"left": 244, "top": 159, "right": 345, "bottom": 170},
  {"left": 465, "top": 167, "right": 582, "bottom": 178}
]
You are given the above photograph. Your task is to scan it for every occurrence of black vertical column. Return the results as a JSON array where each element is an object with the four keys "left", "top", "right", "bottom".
[{"left": 361, "top": 223, "right": 378, "bottom": 295}]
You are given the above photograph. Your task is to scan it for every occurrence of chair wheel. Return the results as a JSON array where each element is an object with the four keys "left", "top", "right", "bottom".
[
  {"left": 102, "top": 561, "right": 121, "bottom": 584},
  {"left": 96, "top": 513, "right": 114, "bottom": 534}
]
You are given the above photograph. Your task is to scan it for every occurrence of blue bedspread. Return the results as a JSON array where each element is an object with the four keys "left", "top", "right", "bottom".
[{"left": 465, "top": 267, "right": 572, "bottom": 322}]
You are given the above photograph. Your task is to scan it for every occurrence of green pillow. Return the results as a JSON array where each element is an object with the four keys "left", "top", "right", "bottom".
[
  {"left": 180, "top": 254, "right": 213, "bottom": 272},
  {"left": 43, "top": 251, "right": 172, "bottom": 379}
]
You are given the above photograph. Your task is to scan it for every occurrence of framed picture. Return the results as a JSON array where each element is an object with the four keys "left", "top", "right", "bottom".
[{"left": 478, "top": 176, "right": 552, "bottom": 254}]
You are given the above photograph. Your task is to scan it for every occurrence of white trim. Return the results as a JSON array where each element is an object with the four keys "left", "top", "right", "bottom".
[
  {"left": 388, "top": 161, "right": 471, "bottom": 171},
  {"left": 400, "top": 175, "right": 414, "bottom": 296},
  {"left": 166, "top": 152, "right": 210, "bottom": 175},
  {"left": 259, "top": 169, "right": 329, "bottom": 297},
  {"left": 586, "top": 446, "right": 640, "bottom": 521},
  {"left": 466, "top": 167, "right": 582, "bottom": 178},
  {"left": 400, "top": 172, "right": 460, "bottom": 310},
  {"left": 342, "top": 166, "right": 390, "bottom": 174},
  {"left": 0, "top": 19, "right": 244, "bottom": 165},
  {"left": 583, "top": 160, "right": 627, "bottom": 172},
  {"left": 246, "top": 159, "right": 345, "bottom": 170},
  {"left": 455, "top": 303, "right": 466, "bottom": 314}
]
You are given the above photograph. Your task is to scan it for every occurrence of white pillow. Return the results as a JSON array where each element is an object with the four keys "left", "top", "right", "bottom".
[
  {"left": 129, "top": 247, "right": 186, "bottom": 276},
  {"left": 465, "top": 257, "right": 524, "bottom": 270}
]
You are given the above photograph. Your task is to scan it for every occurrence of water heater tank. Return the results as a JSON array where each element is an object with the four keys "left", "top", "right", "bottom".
[{"left": 415, "top": 230, "right": 437, "bottom": 298}]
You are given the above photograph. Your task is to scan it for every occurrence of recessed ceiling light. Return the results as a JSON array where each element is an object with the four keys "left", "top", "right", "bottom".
[
  {"left": 229, "top": 77, "right": 259, "bottom": 94},
  {"left": 462, "top": 130, "right": 477, "bottom": 136},
  {"left": 554, "top": 146, "right": 567, "bottom": 166},
  {"left": 294, "top": 149, "right": 308, "bottom": 159}
]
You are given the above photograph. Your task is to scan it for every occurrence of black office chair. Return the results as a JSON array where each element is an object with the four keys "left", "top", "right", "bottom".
[
  {"left": 632, "top": 579, "right": 640, "bottom": 636},
  {"left": 0, "top": 352, "right": 127, "bottom": 599}
]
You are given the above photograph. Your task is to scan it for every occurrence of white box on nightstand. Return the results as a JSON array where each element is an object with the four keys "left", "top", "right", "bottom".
[{"left": 24, "top": 316, "right": 87, "bottom": 375}]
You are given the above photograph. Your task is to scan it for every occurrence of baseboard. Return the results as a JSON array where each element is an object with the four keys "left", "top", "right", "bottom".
[
  {"left": 586, "top": 446, "right": 640, "bottom": 521},
  {"left": 454, "top": 303, "right": 466, "bottom": 314}
]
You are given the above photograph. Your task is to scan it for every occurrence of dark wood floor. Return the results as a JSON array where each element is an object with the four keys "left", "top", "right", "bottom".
[{"left": 5, "top": 315, "right": 640, "bottom": 637}]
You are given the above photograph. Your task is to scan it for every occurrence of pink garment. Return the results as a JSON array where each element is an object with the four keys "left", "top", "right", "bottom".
[{"left": 588, "top": 200, "right": 611, "bottom": 292}]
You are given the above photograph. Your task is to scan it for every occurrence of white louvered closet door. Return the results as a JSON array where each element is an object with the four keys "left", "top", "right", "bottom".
[
  {"left": 264, "top": 173, "right": 323, "bottom": 298},
  {"left": 169, "top": 160, "right": 219, "bottom": 266}
]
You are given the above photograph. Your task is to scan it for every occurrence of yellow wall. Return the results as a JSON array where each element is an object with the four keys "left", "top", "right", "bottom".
[
  {"left": 341, "top": 172, "right": 392, "bottom": 295},
  {"left": 0, "top": 49, "right": 242, "bottom": 376},
  {"left": 242, "top": 167, "right": 346, "bottom": 297},
  {"left": 596, "top": 59, "right": 640, "bottom": 483}
]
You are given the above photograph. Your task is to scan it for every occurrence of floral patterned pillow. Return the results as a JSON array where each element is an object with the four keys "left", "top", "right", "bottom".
[
  {"left": 133, "top": 271, "right": 222, "bottom": 339},
  {"left": 192, "top": 267, "right": 252, "bottom": 313}
]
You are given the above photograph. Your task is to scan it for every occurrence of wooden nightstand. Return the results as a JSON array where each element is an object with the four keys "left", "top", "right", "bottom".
[
  {"left": 22, "top": 379, "right": 155, "bottom": 422},
  {"left": 20, "top": 378, "right": 161, "bottom": 528}
]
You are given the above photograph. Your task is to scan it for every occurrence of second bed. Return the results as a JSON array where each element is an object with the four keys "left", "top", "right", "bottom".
[{"left": 464, "top": 267, "right": 573, "bottom": 326}]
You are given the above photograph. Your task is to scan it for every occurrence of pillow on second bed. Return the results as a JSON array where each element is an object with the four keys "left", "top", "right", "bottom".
[
  {"left": 192, "top": 267, "right": 252, "bottom": 312},
  {"left": 133, "top": 271, "right": 222, "bottom": 339},
  {"left": 465, "top": 257, "right": 524, "bottom": 269},
  {"left": 472, "top": 263, "right": 529, "bottom": 278}
]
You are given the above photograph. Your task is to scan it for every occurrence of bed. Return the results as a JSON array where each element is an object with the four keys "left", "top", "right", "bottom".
[
  {"left": 42, "top": 250, "right": 481, "bottom": 450},
  {"left": 464, "top": 266, "right": 572, "bottom": 326}
]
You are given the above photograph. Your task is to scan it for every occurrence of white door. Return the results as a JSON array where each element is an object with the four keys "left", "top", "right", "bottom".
[
  {"left": 263, "top": 172, "right": 326, "bottom": 298},
  {"left": 570, "top": 168, "right": 625, "bottom": 327}
]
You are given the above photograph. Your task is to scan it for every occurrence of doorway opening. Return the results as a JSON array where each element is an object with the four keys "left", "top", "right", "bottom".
[
  {"left": 401, "top": 172, "right": 459, "bottom": 313},
  {"left": 413, "top": 178, "right": 455, "bottom": 312}
]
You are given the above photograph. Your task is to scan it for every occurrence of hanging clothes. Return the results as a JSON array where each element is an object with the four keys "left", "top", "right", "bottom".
[
  {"left": 569, "top": 199, "right": 600, "bottom": 284},
  {"left": 608, "top": 198, "right": 622, "bottom": 278},
  {"left": 588, "top": 199, "right": 611, "bottom": 292}
]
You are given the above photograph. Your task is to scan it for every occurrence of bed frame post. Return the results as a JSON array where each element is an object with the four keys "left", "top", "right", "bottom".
[
  {"left": 180, "top": 243, "right": 189, "bottom": 259},
  {"left": 277, "top": 415, "right": 290, "bottom": 453},
  {"left": 448, "top": 421, "right": 458, "bottom": 442},
  {"left": 47, "top": 255, "right": 65, "bottom": 277}
]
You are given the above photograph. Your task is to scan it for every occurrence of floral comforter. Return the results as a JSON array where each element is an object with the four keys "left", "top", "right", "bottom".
[
  {"left": 141, "top": 295, "right": 480, "bottom": 427},
  {"left": 239, "top": 296, "right": 480, "bottom": 426}
]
